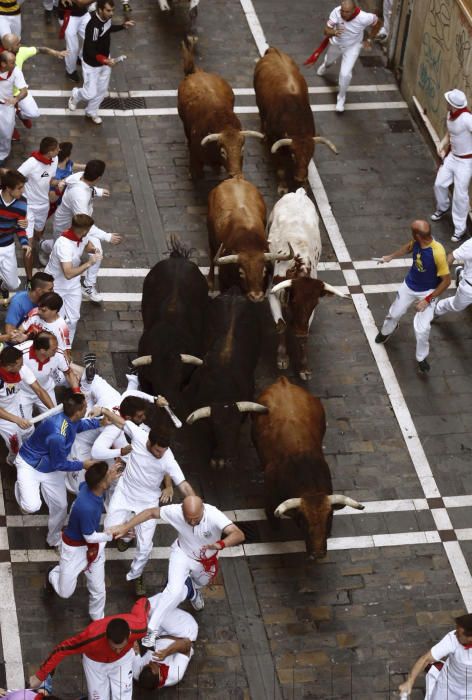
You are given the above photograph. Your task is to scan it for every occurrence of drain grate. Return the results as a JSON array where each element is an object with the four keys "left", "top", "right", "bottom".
[
  {"left": 359, "top": 55, "right": 384, "bottom": 67},
  {"left": 100, "top": 96, "right": 146, "bottom": 110},
  {"left": 387, "top": 119, "right": 414, "bottom": 133}
]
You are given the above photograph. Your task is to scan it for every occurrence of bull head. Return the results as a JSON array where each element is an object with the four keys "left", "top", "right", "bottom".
[
  {"left": 186, "top": 401, "right": 267, "bottom": 424},
  {"left": 201, "top": 129, "right": 264, "bottom": 177},
  {"left": 271, "top": 136, "right": 338, "bottom": 185},
  {"left": 274, "top": 494, "right": 364, "bottom": 558}
]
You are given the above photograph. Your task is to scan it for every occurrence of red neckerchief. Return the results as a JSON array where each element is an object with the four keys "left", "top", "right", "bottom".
[
  {"left": 29, "top": 345, "right": 50, "bottom": 371},
  {"left": 0, "top": 366, "right": 21, "bottom": 383},
  {"left": 61, "top": 229, "right": 82, "bottom": 246},
  {"left": 0, "top": 68, "right": 14, "bottom": 80},
  {"left": 345, "top": 6, "right": 361, "bottom": 20},
  {"left": 158, "top": 663, "right": 170, "bottom": 688},
  {"left": 198, "top": 547, "right": 219, "bottom": 584},
  {"left": 449, "top": 107, "right": 471, "bottom": 121},
  {"left": 31, "top": 150, "right": 53, "bottom": 165},
  {"left": 462, "top": 642, "right": 472, "bottom": 649}
]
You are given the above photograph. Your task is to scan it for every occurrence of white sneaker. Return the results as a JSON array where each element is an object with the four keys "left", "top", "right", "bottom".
[
  {"left": 68, "top": 95, "right": 78, "bottom": 111},
  {"left": 190, "top": 588, "right": 204, "bottom": 611},
  {"left": 335, "top": 95, "right": 346, "bottom": 113},
  {"left": 7, "top": 453, "right": 16, "bottom": 467},
  {"left": 82, "top": 285, "right": 103, "bottom": 303},
  {"left": 376, "top": 28, "right": 388, "bottom": 40},
  {"left": 316, "top": 61, "right": 327, "bottom": 76},
  {"left": 451, "top": 231, "right": 466, "bottom": 243},
  {"left": 86, "top": 114, "right": 103, "bottom": 125},
  {"left": 141, "top": 630, "right": 158, "bottom": 648}
]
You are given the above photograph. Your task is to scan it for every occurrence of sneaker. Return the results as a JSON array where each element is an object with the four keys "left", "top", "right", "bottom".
[
  {"left": 23, "top": 278, "right": 32, "bottom": 291},
  {"left": 66, "top": 71, "right": 80, "bottom": 83},
  {"left": 375, "top": 324, "right": 398, "bottom": 344},
  {"left": 451, "top": 231, "right": 466, "bottom": 243},
  {"left": 123, "top": 2, "right": 131, "bottom": 10},
  {"left": 190, "top": 587, "right": 204, "bottom": 611},
  {"left": 376, "top": 28, "right": 388, "bottom": 41},
  {"left": 0, "top": 281, "right": 9, "bottom": 303},
  {"left": 430, "top": 207, "right": 449, "bottom": 221},
  {"left": 11, "top": 128, "right": 21, "bottom": 141},
  {"left": 116, "top": 538, "right": 132, "bottom": 552},
  {"left": 335, "top": 95, "right": 345, "bottom": 113},
  {"left": 184, "top": 575, "right": 195, "bottom": 600},
  {"left": 68, "top": 95, "right": 78, "bottom": 111},
  {"left": 456, "top": 265, "right": 464, "bottom": 287},
  {"left": 83, "top": 352, "right": 97, "bottom": 382},
  {"left": 82, "top": 285, "right": 103, "bottom": 303},
  {"left": 85, "top": 114, "right": 103, "bottom": 125},
  {"left": 127, "top": 356, "right": 139, "bottom": 375},
  {"left": 6, "top": 453, "right": 16, "bottom": 467},
  {"left": 44, "top": 565, "right": 56, "bottom": 594},
  {"left": 44, "top": 9, "right": 53, "bottom": 23},
  {"left": 134, "top": 575, "right": 146, "bottom": 597},
  {"left": 417, "top": 358, "right": 431, "bottom": 374},
  {"left": 141, "top": 630, "right": 158, "bottom": 649},
  {"left": 316, "top": 61, "right": 327, "bottom": 76},
  {"left": 37, "top": 242, "right": 50, "bottom": 267},
  {"left": 20, "top": 116, "right": 32, "bottom": 129}
]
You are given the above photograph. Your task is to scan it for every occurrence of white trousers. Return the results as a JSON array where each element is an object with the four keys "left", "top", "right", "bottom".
[
  {"left": 0, "top": 104, "right": 15, "bottom": 163},
  {"left": 18, "top": 93, "right": 40, "bottom": 120},
  {"left": 383, "top": 0, "right": 393, "bottom": 35},
  {"left": 434, "top": 153, "right": 472, "bottom": 236},
  {"left": 148, "top": 592, "right": 198, "bottom": 640},
  {"left": 72, "top": 62, "right": 111, "bottom": 117},
  {"left": 322, "top": 41, "right": 362, "bottom": 98},
  {"left": 104, "top": 485, "right": 158, "bottom": 581},
  {"left": 65, "top": 426, "right": 100, "bottom": 493},
  {"left": 53, "top": 284, "right": 81, "bottom": 344},
  {"left": 15, "top": 455, "right": 68, "bottom": 546},
  {"left": 83, "top": 648, "right": 134, "bottom": 700},
  {"left": 62, "top": 13, "right": 90, "bottom": 75},
  {"left": 0, "top": 402, "right": 32, "bottom": 459},
  {"left": 49, "top": 541, "right": 106, "bottom": 620},
  {"left": 0, "top": 14, "right": 21, "bottom": 38},
  {"left": 26, "top": 203, "right": 50, "bottom": 239},
  {"left": 147, "top": 543, "right": 214, "bottom": 632},
  {"left": 381, "top": 281, "right": 437, "bottom": 361},
  {"left": 436, "top": 277, "right": 472, "bottom": 316},
  {"left": 19, "top": 387, "right": 56, "bottom": 420},
  {"left": 0, "top": 242, "right": 20, "bottom": 291}
]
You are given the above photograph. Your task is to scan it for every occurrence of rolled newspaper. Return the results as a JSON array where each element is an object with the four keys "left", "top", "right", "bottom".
[{"left": 30, "top": 403, "right": 64, "bottom": 424}]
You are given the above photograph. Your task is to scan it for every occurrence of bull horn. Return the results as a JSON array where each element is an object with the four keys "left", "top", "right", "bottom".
[
  {"left": 240, "top": 130, "right": 265, "bottom": 140},
  {"left": 313, "top": 136, "right": 339, "bottom": 155},
  {"left": 271, "top": 138, "right": 293, "bottom": 153},
  {"left": 322, "top": 282, "right": 350, "bottom": 299},
  {"left": 274, "top": 498, "right": 302, "bottom": 517},
  {"left": 328, "top": 495, "right": 365, "bottom": 510},
  {"left": 201, "top": 133, "right": 221, "bottom": 147},
  {"left": 235, "top": 401, "right": 268, "bottom": 413},
  {"left": 214, "top": 253, "right": 239, "bottom": 266},
  {"left": 271, "top": 279, "right": 292, "bottom": 294},
  {"left": 131, "top": 355, "right": 152, "bottom": 367},
  {"left": 186, "top": 406, "right": 211, "bottom": 424},
  {"left": 180, "top": 353, "right": 203, "bottom": 365},
  {"left": 264, "top": 243, "right": 294, "bottom": 262}
]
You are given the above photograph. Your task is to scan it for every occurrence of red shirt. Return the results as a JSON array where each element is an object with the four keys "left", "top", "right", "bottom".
[{"left": 37, "top": 598, "right": 149, "bottom": 680}]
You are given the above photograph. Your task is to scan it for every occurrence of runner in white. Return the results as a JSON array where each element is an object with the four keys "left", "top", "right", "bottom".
[
  {"left": 17, "top": 292, "right": 72, "bottom": 359},
  {"left": 0, "top": 51, "right": 27, "bottom": 165},
  {"left": 107, "top": 495, "right": 245, "bottom": 646},
  {"left": 44, "top": 214, "right": 102, "bottom": 344},
  {"left": 431, "top": 89, "right": 472, "bottom": 243},
  {"left": 133, "top": 593, "right": 198, "bottom": 690},
  {"left": 102, "top": 407, "right": 195, "bottom": 596},
  {"left": 40, "top": 159, "right": 123, "bottom": 303},
  {"left": 316, "top": 0, "right": 379, "bottom": 112},
  {"left": 17, "top": 332, "right": 79, "bottom": 419},
  {"left": 0, "top": 344, "right": 54, "bottom": 464}
]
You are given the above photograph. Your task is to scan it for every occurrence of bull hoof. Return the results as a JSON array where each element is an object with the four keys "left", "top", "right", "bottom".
[
  {"left": 277, "top": 354, "right": 289, "bottom": 370},
  {"left": 299, "top": 369, "right": 312, "bottom": 381}
]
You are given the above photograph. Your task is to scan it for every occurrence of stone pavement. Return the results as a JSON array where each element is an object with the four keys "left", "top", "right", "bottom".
[{"left": 0, "top": 0, "right": 471, "bottom": 698}]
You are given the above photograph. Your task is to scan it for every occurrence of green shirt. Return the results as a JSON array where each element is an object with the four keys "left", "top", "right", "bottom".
[{"left": 13, "top": 46, "right": 36, "bottom": 95}]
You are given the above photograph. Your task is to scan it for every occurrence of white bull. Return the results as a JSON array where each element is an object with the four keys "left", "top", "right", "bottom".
[{"left": 267, "top": 188, "right": 349, "bottom": 380}]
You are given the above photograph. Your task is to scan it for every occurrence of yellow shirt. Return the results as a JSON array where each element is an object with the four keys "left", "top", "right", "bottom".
[{"left": 13, "top": 46, "right": 35, "bottom": 96}]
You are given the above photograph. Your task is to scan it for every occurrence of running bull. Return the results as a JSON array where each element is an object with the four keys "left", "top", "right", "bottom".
[
  {"left": 252, "top": 377, "right": 364, "bottom": 558},
  {"left": 254, "top": 47, "right": 338, "bottom": 194}
]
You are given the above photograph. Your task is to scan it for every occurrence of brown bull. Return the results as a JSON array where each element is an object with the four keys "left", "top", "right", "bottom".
[
  {"left": 252, "top": 377, "right": 364, "bottom": 558},
  {"left": 253, "top": 47, "right": 338, "bottom": 194},
  {"left": 177, "top": 37, "right": 264, "bottom": 179},
  {"left": 207, "top": 176, "right": 292, "bottom": 302}
]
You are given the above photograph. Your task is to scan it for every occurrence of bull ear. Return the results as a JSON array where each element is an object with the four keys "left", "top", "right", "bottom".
[
  {"left": 236, "top": 401, "right": 268, "bottom": 413},
  {"left": 186, "top": 406, "right": 211, "bottom": 424}
]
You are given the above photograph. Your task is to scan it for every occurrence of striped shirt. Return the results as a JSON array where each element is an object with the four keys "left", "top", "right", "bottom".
[
  {"left": 0, "top": 191, "right": 28, "bottom": 248},
  {"left": 0, "top": 0, "right": 20, "bottom": 15}
]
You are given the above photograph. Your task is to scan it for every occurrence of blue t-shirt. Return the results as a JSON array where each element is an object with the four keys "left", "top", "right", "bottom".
[
  {"left": 405, "top": 239, "right": 449, "bottom": 292},
  {"left": 5, "top": 291, "right": 35, "bottom": 327},
  {"left": 64, "top": 481, "right": 104, "bottom": 541},
  {"left": 55, "top": 159, "right": 74, "bottom": 181}
]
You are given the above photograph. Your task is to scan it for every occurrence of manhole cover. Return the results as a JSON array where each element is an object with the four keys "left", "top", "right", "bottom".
[
  {"left": 359, "top": 55, "right": 384, "bottom": 67},
  {"left": 387, "top": 119, "right": 414, "bottom": 133},
  {"left": 100, "top": 96, "right": 146, "bottom": 110}
]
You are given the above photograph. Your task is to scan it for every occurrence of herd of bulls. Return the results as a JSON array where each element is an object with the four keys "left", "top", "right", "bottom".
[{"left": 133, "top": 39, "right": 364, "bottom": 558}]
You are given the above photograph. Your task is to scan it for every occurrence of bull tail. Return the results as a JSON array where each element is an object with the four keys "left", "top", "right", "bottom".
[
  {"left": 181, "top": 35, "right": 198, "bottom": 75},
  {"left": 166, "top": 234, "right": 194, "bottom": 259}
]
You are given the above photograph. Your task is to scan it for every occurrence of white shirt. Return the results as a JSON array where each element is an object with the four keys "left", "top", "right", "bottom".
[
  {"left": 118, "top": 421, "right": 185, "bottom": 506},
  {"left": 0, "top": 364, "right": 35, "bottom": 409},
  {"left": 0, "top": 66, "right": 27, "bottom": 103},
  {"left": 18, "top": 340, "right": 69, "bottom": 394},
  {"left": 447, "top": 111, "right": 472, "bottom": 156},
  {"left": 53, "top": 172, "right": 110, "bottom": 241},
  {"left": 22, "top": 310, "right": 71, "bottom": 352},
  {"left": 453, "top": 238, "right": 472, "bottom": 284},
  {"left": 328, "top": 6, "right": 377, "bottom": 48},
  {"left": 133, "top": 645, "right": 194, "bottom": 688},
  {"left": 159, "top": 503, "right": 232, "bottom": 559},
  {"left": 430, "top": 630, "right": 472, "bottom": 699},
  {"left": 45, "top": 234, "right": 90, "bottom": 290},
  {"left": 18, "top": 155, "right": 59, "bottom": 210}
]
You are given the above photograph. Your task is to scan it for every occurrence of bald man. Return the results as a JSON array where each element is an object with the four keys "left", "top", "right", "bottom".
[
  {"left": 374, "top": 220, "right": 451, "bottom": 373},
  {"left": 107, "top": 496, "right": 245, "bottom": 647}
]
